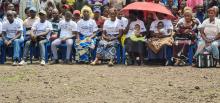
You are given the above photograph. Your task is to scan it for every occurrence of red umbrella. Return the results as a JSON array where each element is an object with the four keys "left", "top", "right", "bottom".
[{"left": 121, "top": 2, "right": 175, "bottom": 19}]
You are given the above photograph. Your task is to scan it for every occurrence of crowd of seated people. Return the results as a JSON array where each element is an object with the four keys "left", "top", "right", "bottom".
[{"left": 0, "top": 0, "right": 220, "bottom": 67}]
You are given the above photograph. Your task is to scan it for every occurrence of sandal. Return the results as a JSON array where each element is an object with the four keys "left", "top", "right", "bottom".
[
  {"left": 108, "top": 61, "right": 114, "bottom": 67},
  {"left": 90, "top": 60, "right": 101, "bottom": 65}
]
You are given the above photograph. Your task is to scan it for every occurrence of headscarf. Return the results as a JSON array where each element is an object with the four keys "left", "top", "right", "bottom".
[{"left": 81, "top": 5, "right": 94, "bottom": 18}]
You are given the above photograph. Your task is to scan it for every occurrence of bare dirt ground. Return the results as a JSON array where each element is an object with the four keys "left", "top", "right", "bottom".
[{"left": 0, "top": 64, "right": 220, "bottom": 103}]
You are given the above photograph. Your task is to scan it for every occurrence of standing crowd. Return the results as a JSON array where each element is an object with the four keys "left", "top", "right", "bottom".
[{"left": 0, "top": 0, "right": 220, "bottom": 67}]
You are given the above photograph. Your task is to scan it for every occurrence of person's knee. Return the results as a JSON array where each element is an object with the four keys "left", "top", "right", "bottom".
[
  {"left": 197, "top": 41, "right": 205, "bottom": 47},
  {"left": 51, "top": 41, "right": 57, "bottom": 46},
  {"left": 25, "top": 41, "right": 31, "bottom": 46},
  {"left": 13, "top": 39, "right": 20, "bottom": 44},
  {"left": 211, "top": 41, "right": 219, "bottom": 48},
  {"left": 66, "top": 42, "right": 73, "bottom": 46},
  {"left": 39, "top": 40, "right": 46, "bottom": 46}
]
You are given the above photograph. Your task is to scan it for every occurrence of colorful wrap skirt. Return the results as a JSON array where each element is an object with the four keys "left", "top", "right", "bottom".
[{"left": 75, "top": 34, "right": 96, "bottom": 62}]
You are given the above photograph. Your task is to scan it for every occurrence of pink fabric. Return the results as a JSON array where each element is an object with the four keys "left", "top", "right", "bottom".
[{"left": 187, "top": 0, "right": 203, "bottom": 10}]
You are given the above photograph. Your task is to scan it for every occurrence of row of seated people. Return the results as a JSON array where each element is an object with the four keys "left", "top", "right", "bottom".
[{"left": 0, "top": 6, "right": 220, "bottom": 67}]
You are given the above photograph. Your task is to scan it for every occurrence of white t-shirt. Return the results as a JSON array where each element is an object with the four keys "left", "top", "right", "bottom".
[
  {"left": 150, "top": 19, "right": 173, "bottom": 36},
  {"left": 2, "top": 20, "right": 23, "bottom": 38},
  {"left": 103, "top": 19, "right": 122, "bottom": 35},
  {"left": 199, "top": 18, "right": 220, "bottom": 40},
  {"left": 77, "top": 19, "right": 98, "bottom": 36},
  {"left": 127, "top": 19, "right": 146, "bottom": 38},
  {"left": 40, "top": 1, "right": 47, "bottom": 10},
  {"left": 117, "top": 17, "right": 128, "bottom": 30},
  {"left": 59, "top": 20, "right": 77, "bottom": 38},
  {"left": 150, "top": 19, "right": 173, "bottom": 31},
  {"left": 32, "top": 20, "right": 53, "bottom": 40}
]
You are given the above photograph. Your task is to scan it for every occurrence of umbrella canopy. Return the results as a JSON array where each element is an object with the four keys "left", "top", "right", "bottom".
[{"left": 121, "top": 2, "right": 175, "bottom": 18}]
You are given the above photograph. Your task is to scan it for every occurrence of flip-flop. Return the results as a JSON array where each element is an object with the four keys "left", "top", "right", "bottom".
[
  {"left": 108, "top": 62, "right": 114, "bottom": 67},
  {"left": 90, "top": 61, "right": 101, "bottom": 65}
]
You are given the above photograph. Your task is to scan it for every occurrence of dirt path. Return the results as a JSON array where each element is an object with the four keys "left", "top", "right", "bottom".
[{"left": 0, "top": 65, "right": 220, "bottom": 103}]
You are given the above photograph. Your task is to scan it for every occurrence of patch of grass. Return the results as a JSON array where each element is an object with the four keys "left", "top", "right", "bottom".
[{"left": 0, "top": 69, "right": 36, "bottom": 82}]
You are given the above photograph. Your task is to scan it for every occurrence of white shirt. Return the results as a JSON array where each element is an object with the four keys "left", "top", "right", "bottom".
[
  {"left": 150, "top": 19, "right": 173, "bottom": 36},
  {"left": 59, "top": 20, "right": 77, "bottom": 38},
  {"left": 103, "top": 19, "right": 122, "bottom": 35},
  {"left": 32, "top": 20, "right": 53, "bottom": 40},
  {"left": 40, "top": 1, "right": 47, "bottom": 10},
  {"left": 199, "top": 18, "right": 220, "bottom": 40},
  {"left": 150, "top": 19, "right": 173, "bottom": 31},
  {"left": 2, "top": 20, "right": 23, "bottom": 38},
  {"left": 117, "top": 17, "right": 128, "bottom": 30},
  {"left": 77, "top": 19, "right": 98, "bottom": 36},
  {"left": 127, "top": 19, "right": 146, "bottom": 38}
]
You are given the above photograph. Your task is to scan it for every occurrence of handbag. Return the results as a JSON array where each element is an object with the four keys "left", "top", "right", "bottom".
[{"left": 196, "top": 51, "right": 216, "bottom": 68}]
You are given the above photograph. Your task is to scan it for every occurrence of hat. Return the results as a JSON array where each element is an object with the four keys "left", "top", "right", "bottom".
[
  {"left": 93, "top": 8, "right": 101, "bottom": 13},
  {"left": 73, "top": 10, "right": 80, "bottom": 15},
  {"left": 39, "top": 10, "right": 47, "bottom": 15},
  {"left": 63, "top": 4, "right": 70, "bottom": 9},
  {"left": 29, "top": 7, "right": 37, "bottom": 12}
]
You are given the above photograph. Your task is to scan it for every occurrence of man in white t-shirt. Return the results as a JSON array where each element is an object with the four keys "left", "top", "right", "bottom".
[
  {"left": 1, "top": 10, "right": 23, "bottom": 66},
  {"left": 19, "top": 10, "right": 52, "bottom": 66},
  {"left": 23, "top": 7, "right": 40, "bottom": 41},
  {"left": 51, "top": 11, "right": 77, "bottom": 64},
  {"left": 117, "top": 10, "right": 128, "bottom": 31}
]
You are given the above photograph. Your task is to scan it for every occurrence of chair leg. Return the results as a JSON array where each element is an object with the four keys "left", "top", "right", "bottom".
[
  {"left": 122, "top": 46, "right": 126, "bottom": 64},
  {"left": 116, "top": 44, "right": 121, "bottom": 64},
  {"left": 166, "top": 46, "right": 173, "bottom": 64},
  {"left": 30, "top": 47, "right": 33, "bottom": 64},
  {"left": 45, "top": 43, "right": 50, "bottom": 63},
  {"left": 188, "top": 45, "right": 193, "bottom": 65},
  {"left": 1, "top": 46, "right": 5, "bottom": 64}
]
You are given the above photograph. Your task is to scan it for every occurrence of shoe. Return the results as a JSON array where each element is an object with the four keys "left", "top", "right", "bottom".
[
  {"left": 108, "top": 61, "right": 114, "bottom": 67},
  {"left": 40, "top": 60, "right": 46, "bottom": 66},
  {"left": 50, "top": 59, "right": 59, "bottom": 65},
  {"left": 18, "top": 60, "right": 27, "bottom": 66},
  {"left": 12, "top": 61, "right": 17, "bottom": 66},
  {"left": 64, "top": 60, "right": 71, "bottom": 64},
  {"left": 90, "top": 60, "right": 101, "bottom": 65}
]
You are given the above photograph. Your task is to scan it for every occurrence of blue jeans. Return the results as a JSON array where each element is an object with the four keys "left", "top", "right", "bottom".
[
  {"left": 194, "top": 40, "right": 220, "bottom": 59},
  {"left": 0, "top": 38, "right": 24, "bottom": 61},
  {"left": 0, "top": 38, "right": 3, "bottom": 55},
  {"left": 22, "top": 39, "right": 48, "bottom": 61}
]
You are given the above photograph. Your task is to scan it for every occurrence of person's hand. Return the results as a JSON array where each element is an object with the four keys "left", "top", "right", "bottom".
[
  {"left": 31, "top": 35, "right": 37, "bottom": 41},
  {"left": 184, "top": 29, "right": 190, "bottom": 34},
  {"left": 61, "top": 37, "right": 67, "bottom": 41},
  {"left": 8, "top": 40, "right": 12, "bottom": 46},
  {"left": 76, "top": 39, "right": 80, "bottom": 44},
  {"left": 4, "top": 40, "right": 11, "bottom": 46}
]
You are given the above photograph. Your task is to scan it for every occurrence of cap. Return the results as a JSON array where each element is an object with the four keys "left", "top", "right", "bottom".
[
  {"left": 73, "top": 10, "right": 80, "bottom": 15},
  {"left": 63, "top": 4, "right": 70, "bottom": 9},
  {"left": 39, "top": 10, "right": 47, "bottom": 15},
  {"left": 29, "top": 7, "right": 37, "bottom": 12},
  {"left": 93, "top": 8, "right": 101, "bottom": 13}
]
